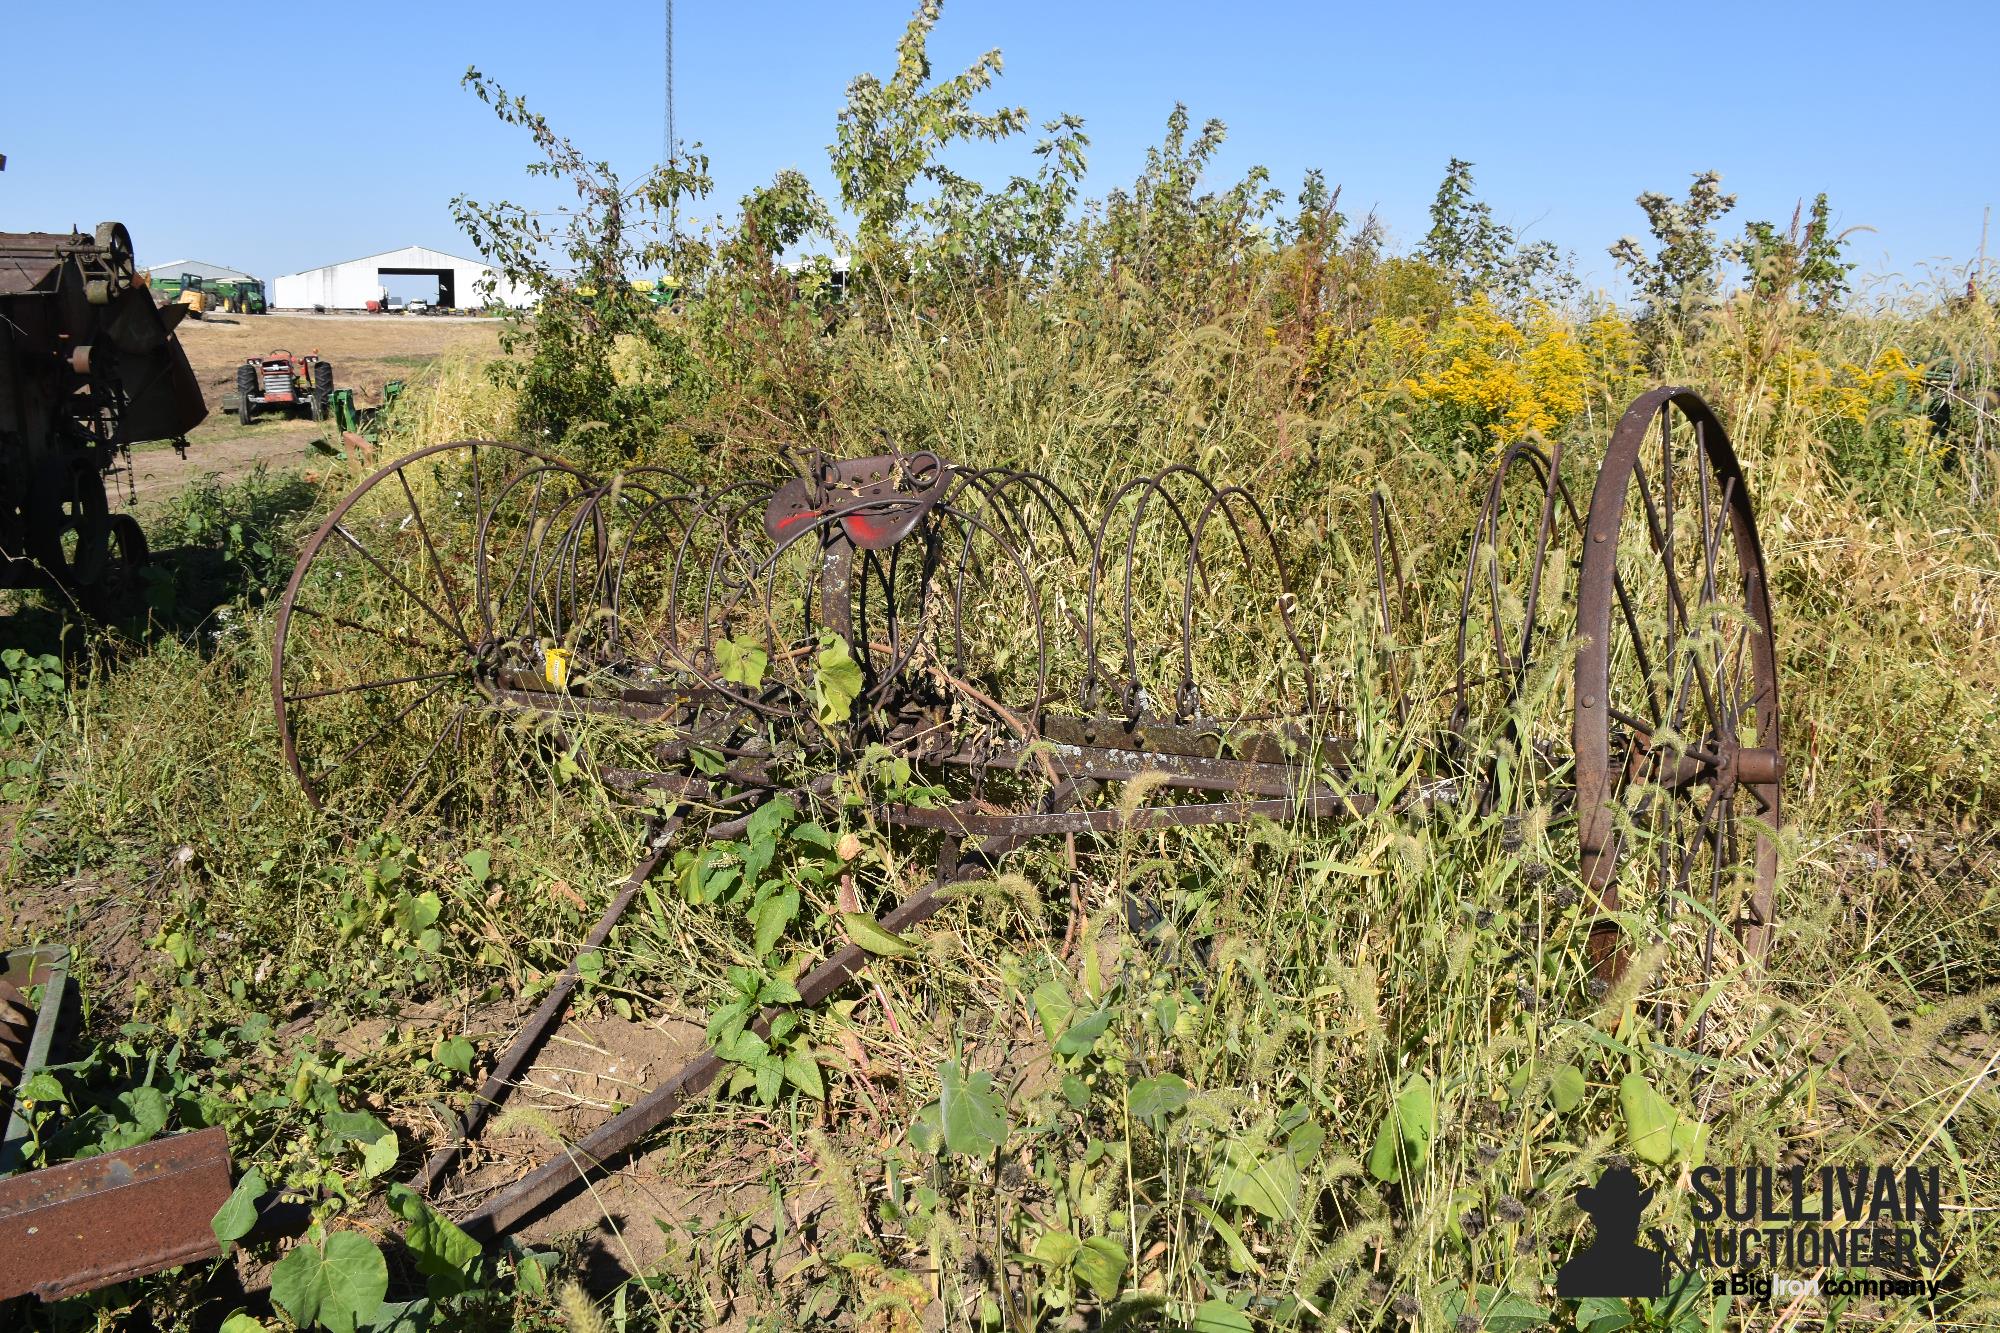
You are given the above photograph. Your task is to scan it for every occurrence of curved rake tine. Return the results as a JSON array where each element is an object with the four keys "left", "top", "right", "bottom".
[
  {"left": 946, "top": 466, "right": 1091, "bottom": 699},
  {"left": 478, "top": 463, "right": 592, "bottom": 647},
  {"left": 1185, "top": 481, "right": 1317, "bottom": 721},
  {"left": 612, "top": 483, "right": 709, "bottom": 671},
  {"left": 1369, "top": 489, "right": 1408, "bottom": 724},
  {"left": 662, "top": 481, "right": 794, "bottom": 713},
  {"left": 953, "top": 466, "right": 1093, "bottom": 567},
  {"left": 830, "top": 498, "right": 1050, "bottom": 724},
  {"left": 1084, "top": 469, "right": 1207, "bottom": 715}
]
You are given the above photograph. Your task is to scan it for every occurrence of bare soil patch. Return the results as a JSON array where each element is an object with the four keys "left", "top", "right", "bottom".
[
  {"left": 123, "top": 313, "right": 502, "bottom": 508},
  {"left": 437, "top": 1011, "right": 729, "bottom": 1281}
]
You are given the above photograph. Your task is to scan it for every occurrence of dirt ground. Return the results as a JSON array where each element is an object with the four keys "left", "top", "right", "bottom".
[{"left": 124, "top": 313, "right": 502, "bottom": 508}]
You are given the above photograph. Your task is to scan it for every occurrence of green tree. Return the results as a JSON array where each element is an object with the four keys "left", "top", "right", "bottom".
[
  {"left": 1738, "top": 216, "right": 1799, "bottom": 302},
  {"left": 1096, "top": 104, "right": 1282, "bottom": 297},
  {"left": 1738, "top": 194, "right": 1853, "bottom": 314},
  {"left": 1418, "top": 158, "right": 1573, "bottom": 311},
  {"left": 1797, "top": 192, "right": 1855, "bottom": 312},
  {"left": 1283, "top": 168, "right": 1346, "bottom": 251},
  {"left": 927, "top": 113, "right": 1090, "bottom": 285},
  {"left": 1609, "top": 169, "right": 1738, "bottom": 350},
  {"left": 451, "top": 68, "right": 713, "bottom": 454},
  {"left": 829, "top": 0, "right": 1029, "bottom": 272}
]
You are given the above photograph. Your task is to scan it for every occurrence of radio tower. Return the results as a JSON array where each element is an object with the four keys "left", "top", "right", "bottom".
[{"left": 663, "top": 0, "right": 677, "bottom": 235}]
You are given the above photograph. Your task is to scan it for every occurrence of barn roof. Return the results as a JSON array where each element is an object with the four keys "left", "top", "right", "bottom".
[
  {"left": 144, "top": 259, "right": 260, "bottom": 283},
  {"left": 275, "top": 245, "right": 498, "bottom": 278}
]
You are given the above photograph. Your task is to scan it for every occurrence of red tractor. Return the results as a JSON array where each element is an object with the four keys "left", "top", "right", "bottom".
[{"left": 235, "top": 349, "right": 333, "bottom": 424}]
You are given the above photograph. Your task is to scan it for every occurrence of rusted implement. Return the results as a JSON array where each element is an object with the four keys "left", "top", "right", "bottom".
[
  {"left": 413, "top": 829, "right": 679, "bottom": 1195},
  {"left": 0, "top": 1127, "right": 234, "bottom": 1301},
  {"left": 270, "top": 387, "right": 1781, "bottom": 1234},
  {"left": 458, "top": 818, "right": 1056, "bottom": 1240},
  {"left": 0, "top": 946, "right": 69, "bottom": 1176},
  {"left": 1, "top": 224, "right": 206, "bottom": 602},
  {"left": 0, "top": 950, "right": 266, "bottom": 1304}
]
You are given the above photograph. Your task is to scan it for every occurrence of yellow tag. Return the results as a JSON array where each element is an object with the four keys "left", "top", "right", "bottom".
[{"left": 543, "top": 648, "right": 570, "bottom": 691}]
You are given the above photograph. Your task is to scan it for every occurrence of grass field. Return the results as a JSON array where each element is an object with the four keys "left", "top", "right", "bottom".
[
  {"left": 3, "top": 10, "right": 1999, "bottom": 1332},
  {"left": 116, "top": 314, "right": 502, "bottom": 508}
]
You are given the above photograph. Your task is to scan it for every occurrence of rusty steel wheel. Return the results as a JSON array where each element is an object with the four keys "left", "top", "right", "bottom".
[
  {"left": 1575, "top": 389, "right": 1781, "bottom": 983},
  {"left": 1451, "top": 437, "right": 1589, "bottom": 811},
  {"left": 272, "top": 440, "right": 575, "bottom": 823}
]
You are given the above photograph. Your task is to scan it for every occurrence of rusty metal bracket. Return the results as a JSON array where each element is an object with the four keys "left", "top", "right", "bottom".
[{"left": 0, "top": 1126, "right": 234, "bottom": 1302}]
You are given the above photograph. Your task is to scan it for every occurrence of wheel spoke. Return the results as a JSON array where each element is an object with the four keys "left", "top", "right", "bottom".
[
  {"left": 397, "top": 702, "right": 471, "bottom": 806},
  {"left": 1632, "top": 449, "right": 1723, "bottom": 737},
  {"left": 1631, "top": 461, "right": 1693, "bottom": 643},
  {"left": 1707, "top": 481, "right": 1743, "bottom": 735},
  {"left": 398, "top": 467, "right": 471, "bottom": 644},
  {"left": 1724, "top": 619, "right": 1751, "bottom": 740},
  {"left": 1673, "top": 787, "right": 1723, "bottom": 902},
  {"left": 1610, "top": 566, "right": 1663, "bottom": 724},
  {"left": 1696, "top": 425, "right": 1718, "bottom": 604},
  {"left": 287, "top": 601, "right": 457, "bottom": 658},
  {"left": 285, "top": 668, "right": 465, "bottom": 705},
  {"left": 333, "top": 523, "right": 470, "bottom": 651},
  {"left": 1696, "top": 795, "right": 1731, "bottom": 1041},
  {"left": 315, "top": 674, "right": 458, "bottom": 783}
]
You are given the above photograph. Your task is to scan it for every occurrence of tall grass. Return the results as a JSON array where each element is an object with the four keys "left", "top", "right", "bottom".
[
  {"left": 5, "top": 275, "right": 1991, "bottom": 1330},
  {"left": 4, "top": 25, "right": 1999, "bottom": 1333}
]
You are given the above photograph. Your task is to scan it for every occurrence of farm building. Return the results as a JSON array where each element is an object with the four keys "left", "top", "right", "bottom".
[
  {"left": 143, "top": 258, "right": 261, "bottom": 287},
  {"left": 272, "top": 244, "right": 531, "bottom": 312}
]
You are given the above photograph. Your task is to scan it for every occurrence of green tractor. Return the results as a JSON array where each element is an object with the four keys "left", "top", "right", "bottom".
[{"left": 212, "top": 280, "right": 266, "bottom": 315}]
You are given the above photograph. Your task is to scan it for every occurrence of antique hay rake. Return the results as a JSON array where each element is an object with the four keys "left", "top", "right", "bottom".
[{"left": 270, "top": 386, "right": 1781, "bottom": 1235}]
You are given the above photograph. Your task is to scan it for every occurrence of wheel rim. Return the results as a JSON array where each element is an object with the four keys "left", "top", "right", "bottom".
[
  {"left": 1574, "top": 389, "right": 1782, "bottom": 986},
  {"left": 272, "top": 440, "right": 572, "bottom": 823},
  {"left": 34, "top": 461, "right": 113, "bottom": 592}
]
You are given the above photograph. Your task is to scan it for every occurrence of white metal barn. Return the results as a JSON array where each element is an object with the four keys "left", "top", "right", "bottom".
[{"left": 272, "top": 245, "right": 530, "bottom": 311}]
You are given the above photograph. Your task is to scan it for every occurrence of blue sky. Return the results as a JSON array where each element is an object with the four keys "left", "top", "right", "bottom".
[{"left": 5, "top": 1, "right": 1993, "bottom": 298}]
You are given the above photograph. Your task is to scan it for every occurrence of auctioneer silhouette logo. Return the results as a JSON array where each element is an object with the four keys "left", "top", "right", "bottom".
[{"left": 1556, "top": 1167, "right": 1667, "bottom": 1298}]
